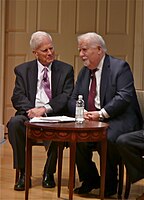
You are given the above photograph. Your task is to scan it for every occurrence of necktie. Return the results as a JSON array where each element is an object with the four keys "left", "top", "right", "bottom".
[
  {"left": 88, "top": 69, "right": 97, "bottom": 111},
  {"left": 41, "top": 67, "right": 51, "bottom": 99}
]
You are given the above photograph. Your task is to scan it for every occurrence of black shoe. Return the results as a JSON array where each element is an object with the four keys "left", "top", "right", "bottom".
[
  {"left": 14, "top": 173, "right": 32, "bottom": 191},
  {"left": 14, "top": 174, "right": 25, "bottom": 191},
  {"left": 42, "top": 174, "right": 56, "bottom": 188},
  {"left": 74, "top": 180, "right": 100, "bottom": 194}
]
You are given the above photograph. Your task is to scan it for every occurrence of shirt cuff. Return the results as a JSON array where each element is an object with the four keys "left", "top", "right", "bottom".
[
  {"left": 43, "top": 104, "right": 53, "bottom": 114},
  {"left": 101, "top": 108, "right": 110, "bottom": 119}
]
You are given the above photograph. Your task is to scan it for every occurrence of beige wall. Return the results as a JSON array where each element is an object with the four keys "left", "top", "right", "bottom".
[
  {"left": 0, "top": 0, "right": 5, "bottom": 139},
  {"left": 133, "top": 0, "right": 144, "bottom": 89},
  {"left": 0, "top": 0, "right": 144, "bottom": 134}
]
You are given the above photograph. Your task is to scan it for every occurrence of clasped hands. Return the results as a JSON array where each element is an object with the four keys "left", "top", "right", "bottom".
[
  {"left": 84, "top": 111, "right": 99, "bottom": 121},
  {"left": 27, "top": 107, "right": 46, "bottom": 119}
]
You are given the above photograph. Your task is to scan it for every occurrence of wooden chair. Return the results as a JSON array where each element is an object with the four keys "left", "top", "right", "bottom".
[{"left": 122, "top": 90, "right": 144, "bottom": 199}]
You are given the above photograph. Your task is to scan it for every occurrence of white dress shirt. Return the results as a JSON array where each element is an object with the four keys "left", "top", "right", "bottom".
[
  {"left": 35, "top": 60, "right": 53, "bottom": 113},
  {"left": 92, "top": 55, "right": 109, "bottom": 119}
]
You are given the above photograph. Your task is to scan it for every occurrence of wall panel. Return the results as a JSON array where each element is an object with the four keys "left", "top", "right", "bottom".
[
  {"left": 76, "top": 0, "right": 97, "bottom": 33},
  {"left": 4, "top": 0, "right": 38, "bottom": 127},
  {"left": 37, "top": 0, "right": 59, "bottom": 32},
  {"left": 3, "top": 0, "right": 144, "bottom": 128},
  {"left": 106, "top": 0, "right": 127, "bottom": 34},
  {"left": 6, "top": 0, "right": 26, "bottom": 31}
]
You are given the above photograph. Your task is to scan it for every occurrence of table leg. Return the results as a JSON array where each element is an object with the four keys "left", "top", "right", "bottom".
[
  {"left": 69, "top": 142, "right": 76, "bottom": 200},
  {"left": 57, "top": 142, "right": 64, "bottom": 198},
  {"left": 100, "top": 139, "right": 107, "bottom": 200},
  {"left": 25, "top": 136, "right": 32, "bottom": 200}
]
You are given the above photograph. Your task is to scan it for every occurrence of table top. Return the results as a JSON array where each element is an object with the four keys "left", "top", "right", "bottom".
[{"left": 25, "top": 120, "right": 109, "bottom": 131}]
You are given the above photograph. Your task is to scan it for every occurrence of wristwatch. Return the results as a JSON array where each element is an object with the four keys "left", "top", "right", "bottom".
[{"left": 98, "top": 111, "right": 105, "bottom": 121}]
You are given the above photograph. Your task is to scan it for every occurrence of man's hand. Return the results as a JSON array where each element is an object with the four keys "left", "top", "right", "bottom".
[
  {"left": 27, "top": 107, "right": 46, "bottom": 118},
  {"left": 84, "top": 111, "right": 99, "bottom": 121}
]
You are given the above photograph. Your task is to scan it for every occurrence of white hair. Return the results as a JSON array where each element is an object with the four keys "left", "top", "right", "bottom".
[
  {"left": 30, "top": 31, "right": 53, "bottom": 50},
  {"left": 77, "top": 32, "right": 107, "bottom": 52}
]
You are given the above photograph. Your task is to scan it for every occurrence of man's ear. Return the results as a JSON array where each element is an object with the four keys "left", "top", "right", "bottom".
[
  {"left": 97, "top": 46, "right": 102, "bottom": 55},
  {"left": 33, "top": 50, "right": 38, "bottom": 58}
]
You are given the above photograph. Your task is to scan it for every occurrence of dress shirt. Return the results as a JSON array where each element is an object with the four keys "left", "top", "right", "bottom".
[
  {"left": 91, "top": 55, "right": 109, "bottom": 119},
  {"left": 35, "top": 60, "right": 53, "bottom": 113}
]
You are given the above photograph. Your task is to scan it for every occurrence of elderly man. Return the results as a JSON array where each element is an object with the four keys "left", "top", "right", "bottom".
[
  {"left": 7, "top": 31, "right": 74, "bottom": 191},
  {"left": 68, "top": 32, "right": 142, "bottom": 197}
]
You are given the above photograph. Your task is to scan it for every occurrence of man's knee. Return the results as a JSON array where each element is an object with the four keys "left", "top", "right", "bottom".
[
  {"left": 7, "top": 115, "right": 27, "bottom": 129},
  {"left": 116, "top": 134, "right": 127, "bottom": 145},
  {"left": 7, "top": 115, "right": 28, "bottom": 140}
]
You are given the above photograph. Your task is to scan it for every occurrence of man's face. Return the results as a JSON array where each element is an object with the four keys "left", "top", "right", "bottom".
[
  {"left": 33, "top": 38, "right": 55, "bottom": 66},
  {"left": 78, "top": 40, "right": 102, "bottom": 70}
]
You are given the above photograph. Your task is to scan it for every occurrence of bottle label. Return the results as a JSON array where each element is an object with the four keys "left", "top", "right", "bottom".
[{"left": 75, "top": 107, "right": 84, "bottom": 123}]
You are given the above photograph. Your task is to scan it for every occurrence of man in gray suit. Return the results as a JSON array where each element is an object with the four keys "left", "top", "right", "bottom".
[
  {"left": 7, "top": 31, "right": 74, "bottom": 191},
  {"left": 68, "top": 32, "right": 143, "bottom": 197}
]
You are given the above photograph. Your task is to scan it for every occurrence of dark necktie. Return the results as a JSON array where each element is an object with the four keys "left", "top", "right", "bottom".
[
  {"left": 41, "top": 67, "right": 51, "bottom": 99},
  {"left": 88, "top": 69, "right": 97, "bottom": 111}
]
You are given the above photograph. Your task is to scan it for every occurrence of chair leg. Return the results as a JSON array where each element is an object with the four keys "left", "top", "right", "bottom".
[
  {"left": 124, "top": 171, "right": 131, "bottom": 199},
  {"left": 117, "top": 161, "right": 124, "bottom": 199}
]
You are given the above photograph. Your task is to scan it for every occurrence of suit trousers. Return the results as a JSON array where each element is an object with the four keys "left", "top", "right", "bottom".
[
  {"left": 7, "top": 115, "right": 58, "bottom": 175},
  {"left": 117, "top": 130, "right": 144, "bottom": 183},
  {"left": 76, "top": 141, "right": 120, "bottom": 192},
  {"left": 7, "top": 115, "right": 27, "bottom": 169}
]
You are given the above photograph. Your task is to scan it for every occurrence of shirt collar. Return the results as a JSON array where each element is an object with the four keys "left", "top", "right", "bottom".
[
  {"left": 37, "top": 60, "right": 52, "bottom": 73},
  {"left": 97, "top": 55, "right": 105, "bottom": 70}
]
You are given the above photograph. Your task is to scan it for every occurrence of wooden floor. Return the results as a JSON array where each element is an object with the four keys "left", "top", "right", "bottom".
[{"left": 0, "top": 137, "right": 144, "bottom": 200}]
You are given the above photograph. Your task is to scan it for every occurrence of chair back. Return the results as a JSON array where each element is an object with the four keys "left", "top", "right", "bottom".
[{"left": 136, "top": 90, "right": 144, "bottom": 121}]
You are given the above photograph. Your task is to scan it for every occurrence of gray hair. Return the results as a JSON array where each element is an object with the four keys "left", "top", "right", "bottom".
[
  {"left": 77, "top": 32, "right": 107, "bottom": 52},
  {"left": 30, "top": 31, "right": 53, "bottom": 50}
]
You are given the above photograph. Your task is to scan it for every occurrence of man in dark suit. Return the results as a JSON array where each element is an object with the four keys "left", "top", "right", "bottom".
[
  {"left": 117, "top": 130, "right": 144, "bottom": 183},
  {"left": 68, "top": 32, "right": 143, "bottom": 197},
  {"left": 7, "top": 31, "right": 74, "bottom": 191}
]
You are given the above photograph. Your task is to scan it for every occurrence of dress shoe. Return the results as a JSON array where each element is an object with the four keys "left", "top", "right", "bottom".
[
  {"left": 42, "top": 174, "right": 56, "bottom": 188},
  {"left": 14, "top": 173, "right": 32, "bottom": 191},
  {"left": 74, "top": 180, "right": 100, "bottom": 194},
  {"left": 14, "top": 174, "right": 25, "bottom": 191}
]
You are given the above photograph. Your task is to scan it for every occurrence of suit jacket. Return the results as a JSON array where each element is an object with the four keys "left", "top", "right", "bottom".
[
  {"left": 12, "top": 59, "right": 74, "bottom": 116},
  {"left": 68, "top": 54, "right": 143, "bottom": 141}
]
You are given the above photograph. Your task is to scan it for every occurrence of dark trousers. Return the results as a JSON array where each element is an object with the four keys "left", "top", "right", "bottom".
[
  {"left": 76, "top": 140, "right": 120, "bottom": 192},
  {"left": 7, "top": 115, "right": 58, "bottom": 175},
  {"left": 7, "top": 115, "right": 27, "bottom": 169},
  {"left": 117, "top": 130, "right": 144, "bottom": 183}
]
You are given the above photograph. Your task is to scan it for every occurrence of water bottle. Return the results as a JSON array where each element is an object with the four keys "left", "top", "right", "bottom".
[{"left": 75, "top": 95, "right": 84, "bottom": 123}]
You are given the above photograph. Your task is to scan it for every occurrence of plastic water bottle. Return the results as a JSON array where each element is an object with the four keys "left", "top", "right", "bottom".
[{"left": 75, "top": 95, "right": 84, "bottom": 123}]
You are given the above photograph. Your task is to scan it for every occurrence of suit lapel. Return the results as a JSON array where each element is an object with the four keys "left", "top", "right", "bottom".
[
  {"left": 51, "top": 61, "right": 61, "bottom": 97},
  {"left": 28, "top": 60, "right": 38, "bottom": 105},
  {"left": 100, "top": 55, "right": 110, "bottom": 107}
]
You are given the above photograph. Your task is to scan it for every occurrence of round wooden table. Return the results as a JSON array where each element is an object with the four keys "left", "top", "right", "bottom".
[{"left": 25, "top": 120, "right": 109, "bottom": 200}]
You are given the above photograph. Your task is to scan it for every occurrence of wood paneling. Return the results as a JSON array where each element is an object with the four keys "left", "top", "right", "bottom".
[
  {"left": 76, "top": 0, "right": 97, "bottom": 33},
  {"left": 3, "top": 0, "right": 144, "bottom": 127},
  {"left": 37, "top": 0, "right": 59, "bottom": 32}
]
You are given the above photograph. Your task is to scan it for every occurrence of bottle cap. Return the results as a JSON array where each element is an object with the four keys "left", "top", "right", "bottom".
[{"left": 78, "top": 95, "right": 83, "bottom": 99}]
